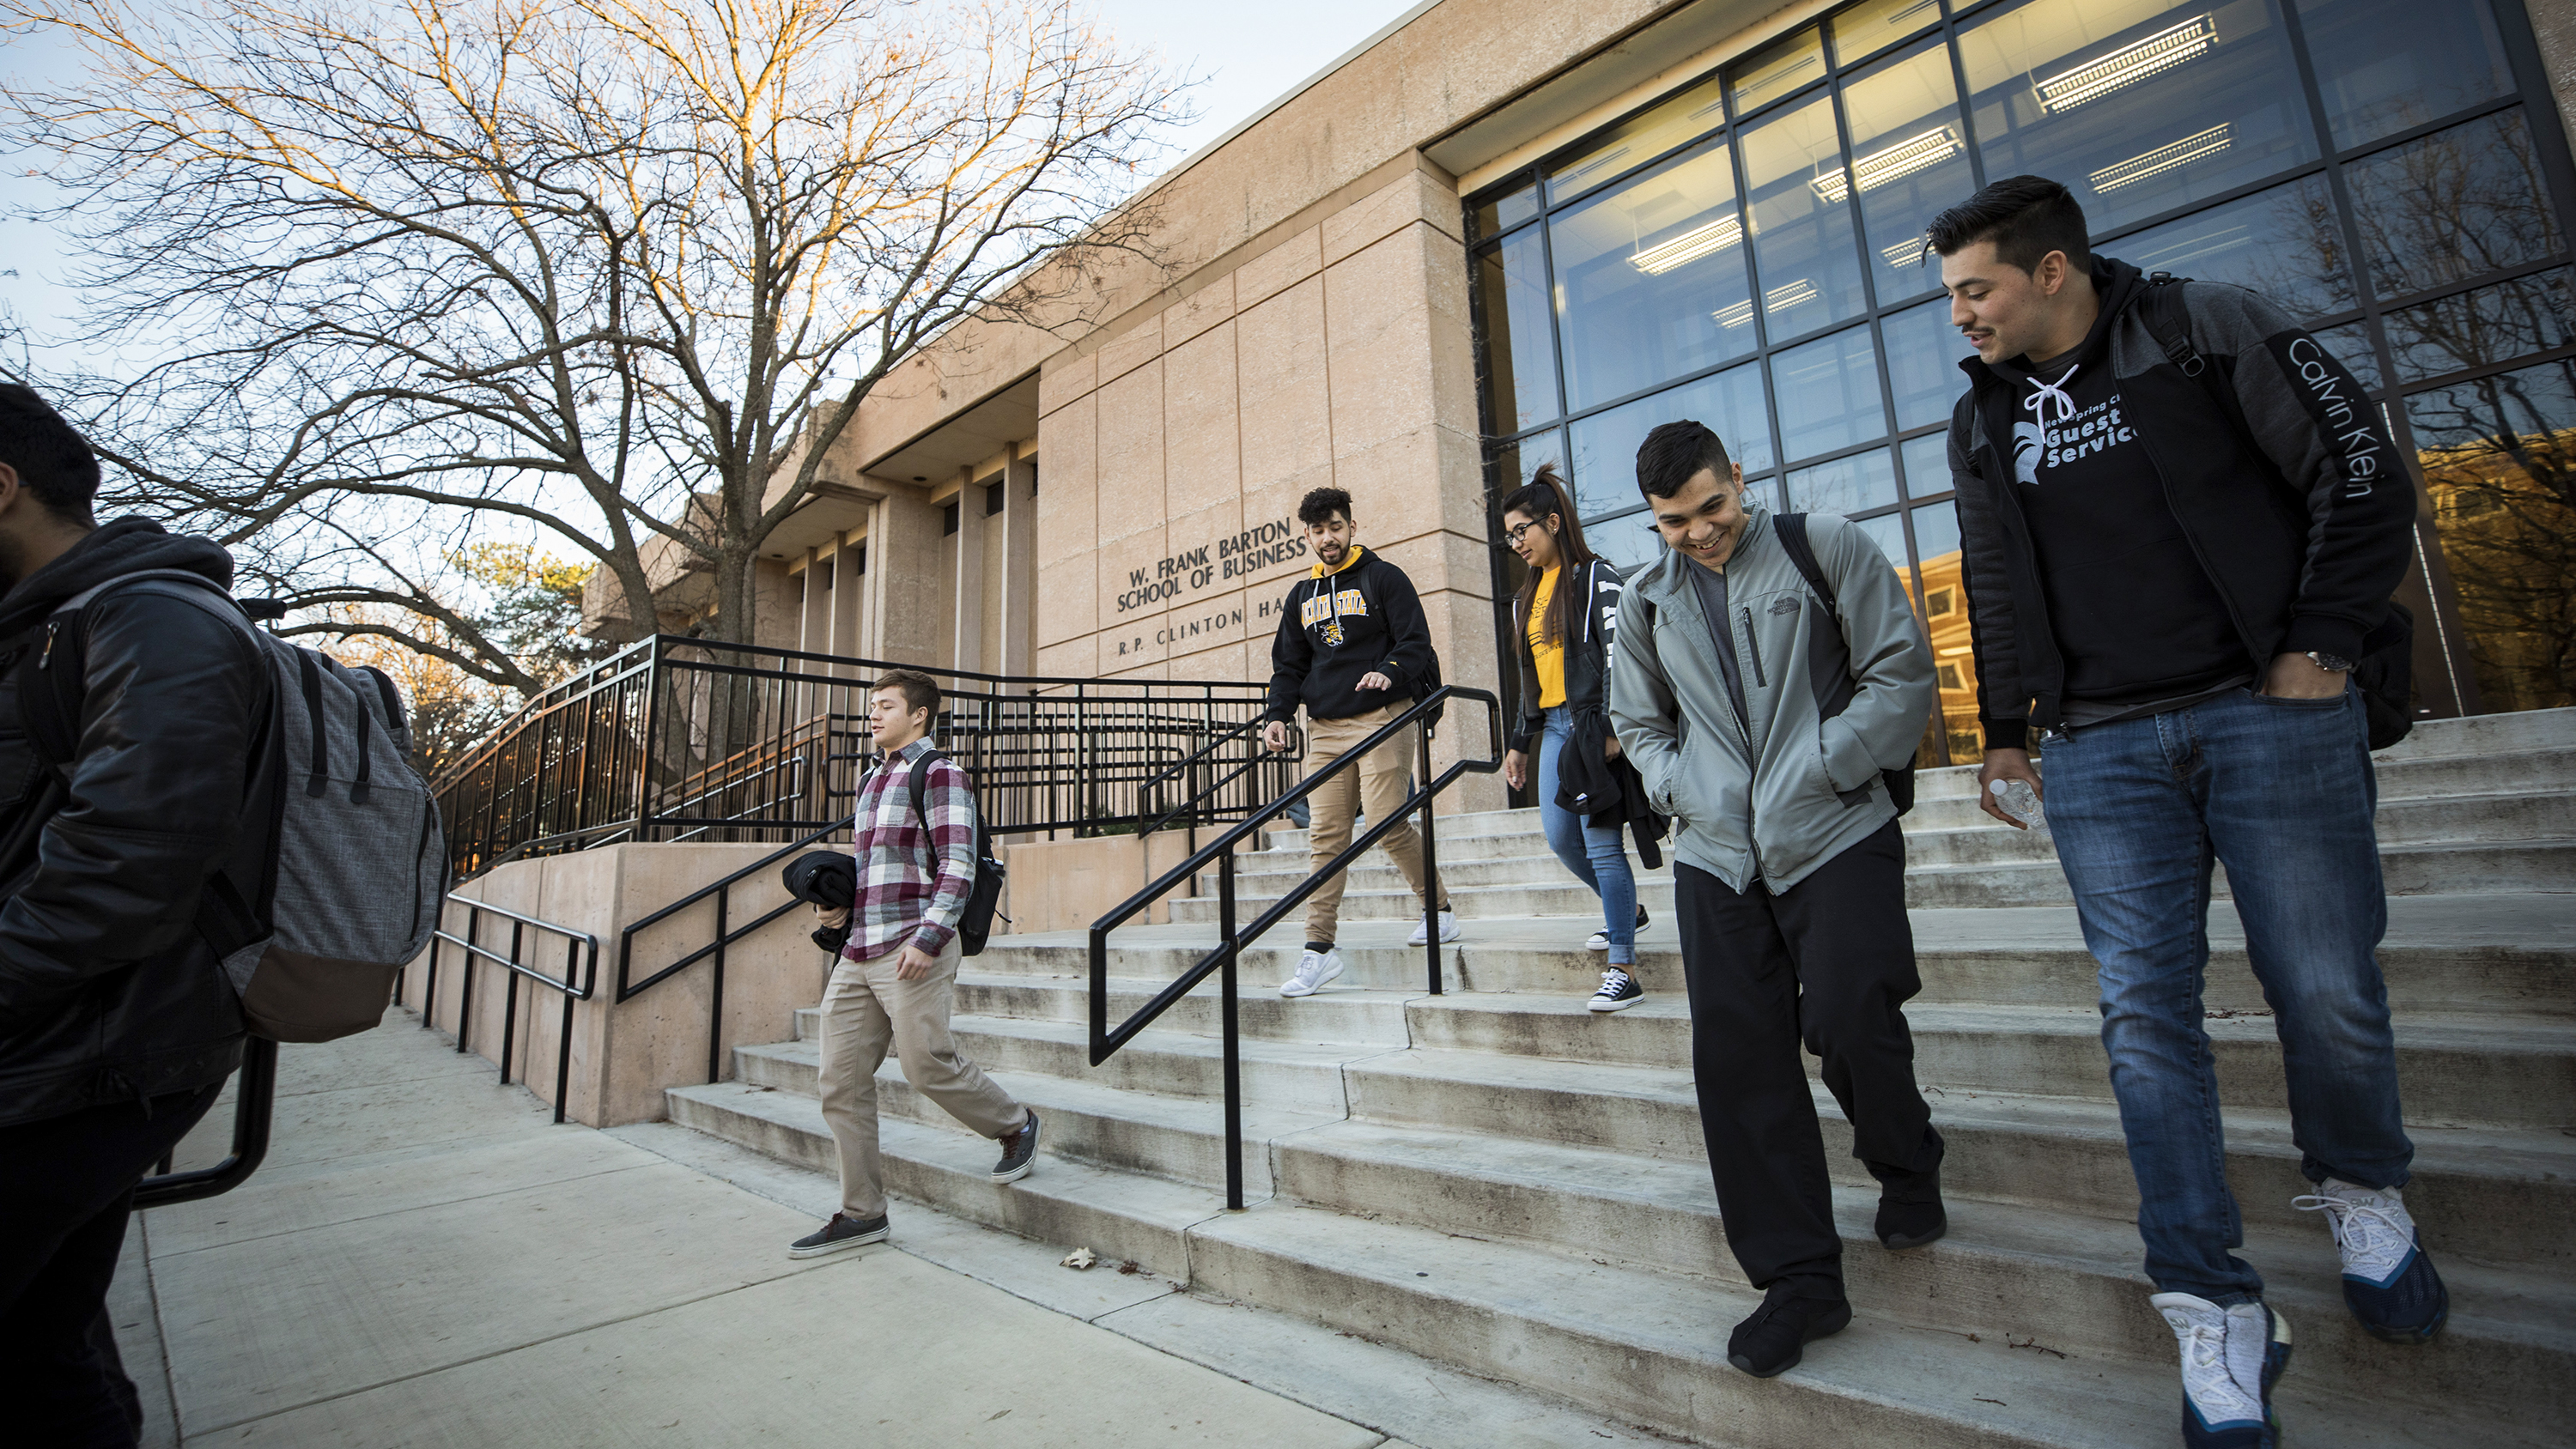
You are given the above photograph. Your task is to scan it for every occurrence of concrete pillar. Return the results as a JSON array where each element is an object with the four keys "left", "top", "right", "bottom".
[
  {"left": 999, "top": 452, "right": 1038, "bottom": 677},
  {"left": 952, "top": 468, "right": 987, "bottom": 674},
  {"left": 827, "top": 530, "right": 863, "bottom": 671}
]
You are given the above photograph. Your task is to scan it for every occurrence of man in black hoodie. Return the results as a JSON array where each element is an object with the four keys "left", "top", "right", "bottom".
[
  {"left": 1261, "top": 486, "right": 1455, "bottom": 996},
  {"left": 1935, "top": 179, "right": 2433, "bottom": 1449},
  {"left": 0, "top": 385, "right": 276, "bottom": 1448}
]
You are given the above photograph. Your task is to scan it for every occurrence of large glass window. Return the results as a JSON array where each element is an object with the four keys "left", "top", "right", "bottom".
[
  {"left": 1471, "top": 0, "right": 2576, "bottom": 753},
  {"left": 1959, "top": 0, "right": 2316, "bottom": 231},
  {"left": 1549, "top": 142, "right": 1755, "bottom": 412}
]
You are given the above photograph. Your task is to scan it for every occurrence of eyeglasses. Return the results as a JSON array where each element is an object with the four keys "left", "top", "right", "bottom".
[{"left": 1504, "top": 518, "right": 1556, "bottom": 544}]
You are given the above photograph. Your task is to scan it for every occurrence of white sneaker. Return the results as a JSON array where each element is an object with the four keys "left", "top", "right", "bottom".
[
  {"left": 1408, "top": 908, "right": 1461, "bottom": 946},
  {"left": 1586, "top": 907, "right": 1650, "bottom": 951},
  {"left": 1279, "top": 948, "right": 1343, "bottom": 997},
  {"left": 2293, "top": 1177, "right": 2450, "bottom": 1343},
  {"left": 2150, "top": 1293, "right": 2289, "bottom": 1447}
]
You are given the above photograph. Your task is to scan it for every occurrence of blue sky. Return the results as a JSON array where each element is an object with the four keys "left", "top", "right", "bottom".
[{"left": 0, "top": 2, "right": 1419, "bottom": 352}]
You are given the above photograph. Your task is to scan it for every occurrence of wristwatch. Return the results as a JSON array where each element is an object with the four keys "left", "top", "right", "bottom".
[{"left": 2306, "top": 650, "right": 2356, "bottom": 673}]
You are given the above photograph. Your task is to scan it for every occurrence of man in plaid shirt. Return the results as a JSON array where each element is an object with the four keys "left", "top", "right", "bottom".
[{"left": 789, "top": 670, "right": 1038, "bottom": 1259}]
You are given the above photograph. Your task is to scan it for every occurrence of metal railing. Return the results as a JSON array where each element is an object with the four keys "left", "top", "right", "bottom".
[
  {"left": 420, "top": 893, "right": 600, "bottom": 1124},
  {"left": 432, "top": 636, "right": 1297, "bottom": 881},
  {"left": 134, "top": 1039, "right": 278, "bottom": 1210},
  {"left": 616, "top": 823, "right": 841, "bottom": 1085},
  {"left": 1086, "top": 687, "right": 1505, "bottom": 1210}
]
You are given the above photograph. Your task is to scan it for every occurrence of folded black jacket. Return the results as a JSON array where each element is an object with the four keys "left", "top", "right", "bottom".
[
  {"left": 1554, "top": 708, "right": 1666, "bottom": 870},
  {"left": 0, "top": 519, "right": 275, "bottom": 1127}
]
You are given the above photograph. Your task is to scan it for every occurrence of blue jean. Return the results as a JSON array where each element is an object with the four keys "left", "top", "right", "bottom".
[
  {"left": 1538, "top": 706, "right": 1637, "bottom": 964},
  {"left": 2040, "top": 684, "right": 2411, "bottom": 1301}
]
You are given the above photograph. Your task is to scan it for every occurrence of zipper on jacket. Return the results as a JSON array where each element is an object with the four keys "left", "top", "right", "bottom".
[
  {"left": 38, "top": 621, "right": 59, "bottom": 670},
  {"left": 1741, "top": 608, "right": 1766, "bottom": 688}
]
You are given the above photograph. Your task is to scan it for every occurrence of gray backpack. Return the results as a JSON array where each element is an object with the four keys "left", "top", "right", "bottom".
[{"left": 27, "top": 570, "right": 449, "bottom": 1041}]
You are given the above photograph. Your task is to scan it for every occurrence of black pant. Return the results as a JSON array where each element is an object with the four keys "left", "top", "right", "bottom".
[
  {"left": 1676, "top": 821, "right": 1942, "bottom": 1296},
  {"left": 0, "top": 1084, "right": 223, "bottom": 1449}
]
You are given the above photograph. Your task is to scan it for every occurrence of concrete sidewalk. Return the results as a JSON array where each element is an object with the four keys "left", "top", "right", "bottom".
[{"left": 111, "top": 1010, "right": 1409, "bottom": 1448}]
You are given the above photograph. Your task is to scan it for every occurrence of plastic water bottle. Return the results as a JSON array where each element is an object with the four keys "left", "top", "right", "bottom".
[{"left": 1989, "top": 777, "right": 2044, "bottom": 829}]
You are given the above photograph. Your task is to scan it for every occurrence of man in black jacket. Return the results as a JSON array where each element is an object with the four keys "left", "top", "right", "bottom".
[
  {"left": 0, "top": 385, "right": 276, "bottom": 1449},
  {"left": 1261, "top": 486, "right": 1455, "bottom": 997},
  {"left": 1935, "top": 179, "right": 2433, "bottom": 1449}
]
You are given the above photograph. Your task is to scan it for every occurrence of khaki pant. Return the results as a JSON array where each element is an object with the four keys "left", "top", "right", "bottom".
[
  {"left": 1302, "top": 700, "right": 1450, "bottom": 944},
  {"left": 814, "top": 933, "right": 1026, "bottom": 1220}
]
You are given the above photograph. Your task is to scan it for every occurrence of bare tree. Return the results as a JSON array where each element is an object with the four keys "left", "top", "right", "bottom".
[{"left": 0, "top": 0, "right": 1183, "bottom": 686}]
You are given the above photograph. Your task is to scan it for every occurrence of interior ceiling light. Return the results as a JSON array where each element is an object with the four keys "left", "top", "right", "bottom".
[
  {"left": 1764, "top": 278, "right": 1820, "bottom": 312},
  {"left": 2091, "top": 122, "right": 2233, "bottom": 191},
  {"left": 2037, "top": 15, "right": 2216, "bottom": 112},
  {"left": 1632, "top": 215, "right": 1744, "bottom": 274},
  {"left": 1880, "top": 237, "right": 1931, "bottom": 268},
  {"left": 1812, "top": 126, "right": 1963, "bottom": 203},
  {"left": 1713, "top": 299, "right": 1757, "bottom": 328}
]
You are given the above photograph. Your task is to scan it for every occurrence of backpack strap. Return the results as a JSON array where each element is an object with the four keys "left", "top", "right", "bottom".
[
  {"left": 21, "top": 571, "right": 245, "bottom": 772},
  {"left": 2139, "top": 273, "right": 2205, "bottom": 377},
  {"left": 1771, "top": 512, "right": 1838, "bottom": 619}
]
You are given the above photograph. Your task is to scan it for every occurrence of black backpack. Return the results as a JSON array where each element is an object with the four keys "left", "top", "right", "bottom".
[
  {"left": 903, "top": 749, "right": 1005, "bottom": 955},
  {"left": 1771, "top": 514, "right": 1917, "bottom": 815},
  {"left": 2136, "top": 273, "right": 2415, "bottom": 749}
]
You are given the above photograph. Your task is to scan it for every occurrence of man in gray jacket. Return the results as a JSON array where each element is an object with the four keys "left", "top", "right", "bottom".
[{"left": 1607, "top": 420, "right": 1942, "bottom": 1379}]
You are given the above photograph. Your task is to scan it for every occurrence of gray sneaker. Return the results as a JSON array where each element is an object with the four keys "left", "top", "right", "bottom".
[
  {"left": 788, "top": 1211, "right": 887, "bottom": 1259},
  {"left": 993, "top": 1110, "right": 1041, "bottom": 1184}
]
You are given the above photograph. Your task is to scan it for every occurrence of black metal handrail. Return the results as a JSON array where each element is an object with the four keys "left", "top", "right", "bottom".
[
  {"left": 1086, "top": 686, "right": 1505, "bottom": 1210},
  {"left": 422, "top": 893, "right": 600, "bottom": 1124},
  {"left": 433, "top": 635, "right": 1294, "bottom": 881},
  {"left": 134, "top": 1038, "right": 279, "bottom": 1209},
  {"left": 617, "top": 822, "right": 843, "bottom": 1084},
  {"left": 1133, "top": 715, "right": 1303, "bottom": 838}
]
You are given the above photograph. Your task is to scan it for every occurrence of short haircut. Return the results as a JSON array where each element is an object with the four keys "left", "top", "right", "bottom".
[
  {"left": 872, "top": 669, "right": 940, "bottom": 719},
  {"left": 1926, "top": 175, "right": 2092, "bottom": 276},
  {"left": 0, "top": 384, "right": 102, "bottom": 525},
  {"left": 1634, "top": 420, "right": 1734, "bottom": 500},
  {"left": 1297, "top": 486, "right": 1353, "bottom": 528}
]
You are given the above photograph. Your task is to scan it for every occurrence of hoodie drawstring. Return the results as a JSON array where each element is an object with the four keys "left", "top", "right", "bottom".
[{"left": 2024, "top": 362, "right": 2081, "bottom": 427}]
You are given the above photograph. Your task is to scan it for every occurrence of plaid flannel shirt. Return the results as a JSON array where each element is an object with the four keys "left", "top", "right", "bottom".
[{"left": 845, "top": 738, "right": 977, "bottom": 961}]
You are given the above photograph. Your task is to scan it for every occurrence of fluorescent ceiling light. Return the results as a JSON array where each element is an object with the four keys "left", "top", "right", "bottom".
[
  {"left": 1713, "top": 299, "right": 1757, "bottom": 329},
  {"left": 2037, "top": 15, "right": 2216, "bottom": 112},
  {"left": 1765, "top": 279, "right": 1820, "bottom": 312},
  {"left": 1881, "top": 237, "right": 1930, "bottom": 268},
  {"left": 2090, "top": 123, "right": 2233, "bottom": 191},
  {"left": 1813, "top": 126, "right": 1963, "bottom": 203},
  {"left": 1632, "top": 215, "right": 1743, "bottom": 274}
]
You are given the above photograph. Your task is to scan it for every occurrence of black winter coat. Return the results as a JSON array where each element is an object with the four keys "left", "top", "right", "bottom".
[{"left": 0, "top": 520, "right": 276, "bottom": 1126}]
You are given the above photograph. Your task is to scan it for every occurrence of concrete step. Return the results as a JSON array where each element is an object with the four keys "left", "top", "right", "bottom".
[
  {"left": 948, "top": 971, "right": 1417, "bottom": 1046},
  {"left": 1175, "top": 834, "right": 2576, "bottom": 922},
  {"left": 666, "top": 1082, "right": 2561, "bottom": 1446},
  {"left": 1264, "top": 1120, "right": 2573, "bottom": 1428},
  {"left": 915, "top": 967, "right": 2574, "bottom": 1131},
  {"left": 1338, "top": 1047, "right": 2574, "bottom": 1267},
  {"left": 987, "top": 896, "right": 2576, "bottom": 1018}
]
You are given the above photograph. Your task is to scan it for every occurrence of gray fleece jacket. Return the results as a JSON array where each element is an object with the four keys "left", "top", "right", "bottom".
[{"left": 1608, "top": 504, "right": 1935, "bottom": 893}]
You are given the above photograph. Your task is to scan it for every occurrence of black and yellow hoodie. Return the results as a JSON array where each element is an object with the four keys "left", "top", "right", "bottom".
[{"left": 1263, "top": 545, "right": 1438, "bottom": 723}]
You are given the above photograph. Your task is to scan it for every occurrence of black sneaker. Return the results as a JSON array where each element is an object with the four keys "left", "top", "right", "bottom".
[
  {"left": 1875, "top": 1163, "right": 1947, "bottom": 1251},
  {"left": 1727, "top": 1285, "right": 1853, "bottom": 1377},
  {"left": 1587, "top": 967, "right": 1643, "bottom": 1012},
  {"left": 788, "top": 1211, "right": 887, "bottom": 1259},
  {"left": 993, "top": 1110, "right": 1041, "bottom": 1183}
]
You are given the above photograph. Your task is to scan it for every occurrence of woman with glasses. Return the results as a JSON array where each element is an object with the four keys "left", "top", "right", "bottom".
[{"left": 1499, "top": 464, "right": 1650, "bottom": 1010}]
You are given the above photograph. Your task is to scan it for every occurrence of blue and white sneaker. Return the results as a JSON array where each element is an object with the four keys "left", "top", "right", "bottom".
[
  {"left": 2151, "top": 1293, "right": 2289, "bottom": 1449},
  {"left": 2294, "top": 1178, "right": 2449, "bottom": 1343}
]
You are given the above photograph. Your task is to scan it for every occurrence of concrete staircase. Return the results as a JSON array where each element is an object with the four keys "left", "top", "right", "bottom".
[{"left": 667, "top": 708, "right": 2576, "bottom": 1448}]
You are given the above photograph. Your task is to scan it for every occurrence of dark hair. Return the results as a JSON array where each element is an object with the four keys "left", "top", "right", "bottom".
[
  {"left": 1925, "top": 175, "right": 2092, "bottom": 276},
  {"left": 1297, "top": 486, "right": 1353, "bottom": 528},
  {"left": 0, "top": 384, "right": 101, "bottom": 526},
  {"left": 1634, "top": 420, "right": 1734, "bottom": 501},
  {"left": 872, "top": 668, "right": 940, "bottom": 720},
  {"left": 1498, "top": 464, "right": 1598, "bottom": 648}
]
